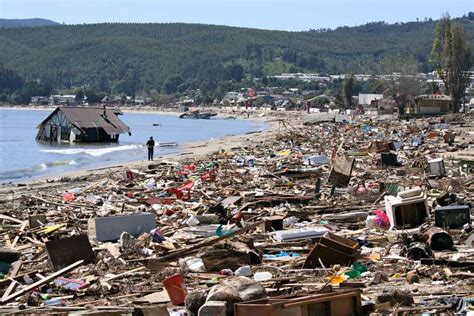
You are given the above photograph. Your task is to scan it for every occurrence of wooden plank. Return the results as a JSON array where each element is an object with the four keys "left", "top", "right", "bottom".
[
  {"left": 0, "top": 215, "right": 25, "bottom": 225},
  {"left": 9, "top": 222, "right": 27, "bottom": 249},
  {"left": 1, "top": 260, "right": 22, "bottom": 302},
  {"left": 1, "top": 260, "right": 83, "bottom": 303},
  {"left": 144, "top": 220, "right": 263, "bottom": 268}
]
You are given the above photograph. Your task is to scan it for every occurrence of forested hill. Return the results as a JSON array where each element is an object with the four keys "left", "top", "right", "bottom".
[
  {"left": 0, "top": 14, "right": 473, "bottom": 96},
  {"left": 0, "top": 18, "right": 59, "bottom": 28}
]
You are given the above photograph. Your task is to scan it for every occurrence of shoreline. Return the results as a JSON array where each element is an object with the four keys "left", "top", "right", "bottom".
[{"left": 0, "top": 113, "right": 280, "bottom": 190}]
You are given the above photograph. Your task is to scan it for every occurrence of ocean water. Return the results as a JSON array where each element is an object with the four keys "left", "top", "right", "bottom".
[{"left": 0, "top": 109, "right": 264, "bottom": 183}]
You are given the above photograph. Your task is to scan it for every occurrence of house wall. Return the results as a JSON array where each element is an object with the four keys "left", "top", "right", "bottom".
[
  {"left": 417, "top": 100, "right": 451, "bottom": 114},
  {"left": 36, "top": 110, "right": 74, "bottom": 142}
]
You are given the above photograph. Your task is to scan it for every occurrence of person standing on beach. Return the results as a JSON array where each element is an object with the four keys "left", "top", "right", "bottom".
[{"left": 146, "top": 136, "right": 155, "bottom": 161}]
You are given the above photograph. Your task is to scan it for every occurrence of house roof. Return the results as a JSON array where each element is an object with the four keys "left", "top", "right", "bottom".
[
  {"left": 38, "top": 107, "right": 131, "bottom": 135},
  {"left": 415, "top": 94, "right": 452, "bottom": 101}
]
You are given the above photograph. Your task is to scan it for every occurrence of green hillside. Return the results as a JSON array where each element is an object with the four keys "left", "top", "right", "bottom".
[
  {"left": 0, "top": 18, "right": 59, "bottom": 28},
  {"left": 0, "top": 14, "right": 473, "bottom": 98}
]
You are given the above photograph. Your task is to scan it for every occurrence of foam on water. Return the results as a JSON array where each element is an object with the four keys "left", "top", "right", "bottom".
[
  {"left": 0, "top": 159, "right": 78, "bottom": 181},
  {"left": 40, "top": 144, "right": 143, "bottom": 157}
]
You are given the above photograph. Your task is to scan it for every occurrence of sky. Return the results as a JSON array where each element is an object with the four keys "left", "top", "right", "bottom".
[{"left": 0, "top": 0, "right": 472, "bottom": 31}]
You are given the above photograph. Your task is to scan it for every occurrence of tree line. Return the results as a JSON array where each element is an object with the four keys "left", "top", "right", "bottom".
[{"left": 0, "top": 14, "right": 472, "bottom": 107}]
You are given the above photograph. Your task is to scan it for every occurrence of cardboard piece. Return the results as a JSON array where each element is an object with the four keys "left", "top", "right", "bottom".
[{"left": 329, "top": 156, "right": 355, "bottom": 187}]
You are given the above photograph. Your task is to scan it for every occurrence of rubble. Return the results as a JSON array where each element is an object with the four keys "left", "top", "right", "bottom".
[{"left": 0, "top": 112, "right": 472, "bottom": 314}]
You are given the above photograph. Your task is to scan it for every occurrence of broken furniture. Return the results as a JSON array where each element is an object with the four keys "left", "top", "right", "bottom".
[
  {"left": 261, "top": 216, "right": 284, "bottom": 232},
  {"left": 303, "top": 232, "right": 360, "bottom": 268},
  {"left": 235, "top": 289, "right": 362, "bottom": 316}
]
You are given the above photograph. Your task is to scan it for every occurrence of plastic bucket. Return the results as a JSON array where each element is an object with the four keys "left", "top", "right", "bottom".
[{"left": 162, "top": 274, "right": 186, "bottom": 305}]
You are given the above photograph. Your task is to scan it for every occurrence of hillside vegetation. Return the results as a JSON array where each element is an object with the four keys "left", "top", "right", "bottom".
[
  {"left": 0, "top": 14, "right": 473, "bottom": 98},
  {"left": 0, "top": 18, "right": 59, "bottom": 28}
]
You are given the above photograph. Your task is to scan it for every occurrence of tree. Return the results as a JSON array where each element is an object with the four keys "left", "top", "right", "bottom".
[
  {"left": 84, "top": 88, "right": 104, "bottom": 104},
  {"left": 74, "top": 89, "right": 85, "bottom": 103},
  {"left": 0, "top": 66, "right": 24, "bottom": 93},
  {"left": 380, "top": 55, "right": 423, "bottom": 115},
  {"left": 313, "top": 96, "right": 330, "bottom": 108},
  {"left": 16, "top": 81, "right": 52, "bottom": 104},
  {"left": 164, "top": 76, "right": 184, "bottom": 94},
  {"left": 225, "top": 64, "right": 244, "bottom": 81},
  {"left": 342, "top": 75, "right": 357, "bottom": 108},
  {"left": 430, "top": 14, "right": 472, "bottom": 112}
]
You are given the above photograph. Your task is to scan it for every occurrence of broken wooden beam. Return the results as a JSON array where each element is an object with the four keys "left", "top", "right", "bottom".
[{"left": 1, "top": 260, "right": 84, "bottom": 303}]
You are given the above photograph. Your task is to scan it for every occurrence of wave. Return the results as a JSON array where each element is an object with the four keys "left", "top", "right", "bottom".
[
  {"left": 0, "top": 159, "right": 78, "bottom": 182},
  {"left": 40, "top": 144, "right": 143, "bottom": 157},
  {"left": 31, "top": 160, "right": 77, "bottom": 171}
]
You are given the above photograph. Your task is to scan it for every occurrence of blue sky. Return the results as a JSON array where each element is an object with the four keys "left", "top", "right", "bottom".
[{"left": 1, "top": 0, "right": 472, "bottom": 31}]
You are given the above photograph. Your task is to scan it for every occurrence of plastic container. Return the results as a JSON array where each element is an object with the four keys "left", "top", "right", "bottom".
[
  {"left": 162, "top": 274, "right": 186, "bottom": 305},
  {"left": 235, "top": 266, "right": 252, "bottom": 277},
  {"left": 253, "top": 271, "right": 272, "bottom": 281},
  {"left": 62, "top": 192, "right": 75, "bottom": 201},
  {"left": 185, "top": 215, "right": 200, "bottom": 226}
]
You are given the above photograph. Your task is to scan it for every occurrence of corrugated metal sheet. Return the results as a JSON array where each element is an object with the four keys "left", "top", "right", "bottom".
[{"left": 39, "top": 107, "right": 131, "bottom": 136}]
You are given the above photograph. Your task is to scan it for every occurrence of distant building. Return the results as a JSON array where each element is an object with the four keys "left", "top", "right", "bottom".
[
  {"left": 49, "top": 94, "right": 76, "bottom": 106},
  {"left": 134, "top": 97, "right": 152, "bottom": 105},
  {"left": 36, "top": 107, "right": 131, "bottom": 143},
  {"left": 358, "top": 94, "right": 383, "bottom": 106},
  {"left": 414, "top": 94, "right": 453, "bottom": 114},
  {"left": 222, "top": 92, "right": 245, "bottom": 104},
  {"left": 31, "top": 96, "right": 49, "bottom": 105},
  {"left": 272, "top": 73, "right": 330, "bottom": 82}
]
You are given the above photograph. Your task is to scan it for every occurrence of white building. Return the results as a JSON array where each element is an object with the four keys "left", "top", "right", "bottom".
[{"left": 358, "top": 94, "right": 383, "bottom": 106}]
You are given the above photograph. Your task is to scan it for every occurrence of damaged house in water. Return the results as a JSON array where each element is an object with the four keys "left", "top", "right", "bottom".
[{"left": 36, "top": 107, "right": 131, "bottom": 143}]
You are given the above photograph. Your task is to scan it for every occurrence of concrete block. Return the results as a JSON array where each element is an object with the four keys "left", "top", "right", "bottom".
[
  {"left": 88, "top": 213, "right": 156, "bottom": 242},
  {"left": 198, "top": 301, "right": 227, "bottom": 316},
  {"left": 45, "top": 235, "right": 95, "bottom": 271}
]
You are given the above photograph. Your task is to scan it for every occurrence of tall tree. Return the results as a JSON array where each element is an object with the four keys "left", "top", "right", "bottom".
[
  {"left": 342, "top": 75, "right": 357, "bottom": 108},
  {"left": 74, "top": 89, "right": 85, "bottom": 103},
  {"left": 380, "top": 54, "right": 424, "bottom": 115},
  {"left": 430, "top": 14, "right": 472, "bottom": 112}
]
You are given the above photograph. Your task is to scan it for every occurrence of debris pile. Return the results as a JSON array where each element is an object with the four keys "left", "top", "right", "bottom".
[{"left": 0, "top": 113, "right": 472, "bottom": 315}]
